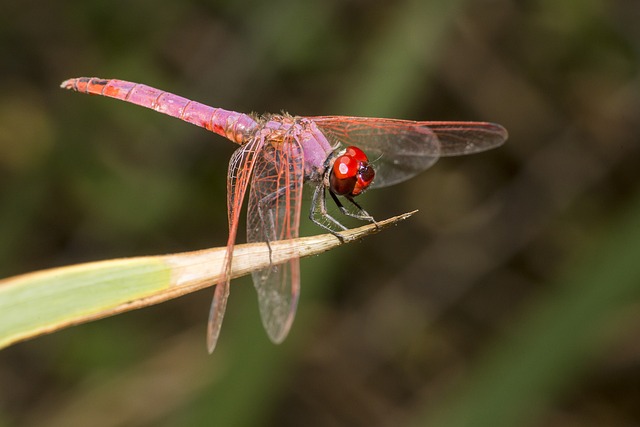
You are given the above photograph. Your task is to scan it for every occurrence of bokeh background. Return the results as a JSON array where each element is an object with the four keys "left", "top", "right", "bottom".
[{"left": 2, "top": 0, "right": 640, "bottom": 425}]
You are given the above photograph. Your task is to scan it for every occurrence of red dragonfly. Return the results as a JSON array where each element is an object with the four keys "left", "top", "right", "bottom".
[{"left": 61, "top": 77, "right": 508, "bottom": 353}]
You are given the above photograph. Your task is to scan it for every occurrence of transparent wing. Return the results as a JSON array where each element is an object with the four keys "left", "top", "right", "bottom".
[
  {"left": 309, "top": 116, "right": 507, "bottom": 188},
  {"left": 247, "top": 133, "right": 304, "bottom": 344},
  {"left": 419, "top": 121, "right": 508, "bottom": 156},
  {"left": 207, "top": 136, "right": 263, "bottom": 354}
]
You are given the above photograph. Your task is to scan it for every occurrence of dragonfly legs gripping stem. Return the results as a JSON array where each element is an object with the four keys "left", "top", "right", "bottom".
[
  {"left": 330, "top": 191, "right": 378, "bottom": 227},
  {"left": 309, "top": 182, "right": 378, "bottom": 242}
]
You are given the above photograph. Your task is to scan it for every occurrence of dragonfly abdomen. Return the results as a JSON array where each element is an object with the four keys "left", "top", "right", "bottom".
[{"left": 60, "top": 77, "right": 258, "bottom": 144}]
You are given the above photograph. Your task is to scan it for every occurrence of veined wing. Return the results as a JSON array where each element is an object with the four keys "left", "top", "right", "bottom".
[
  {"left": 207, "top": 136, "right": 263, "bottom": 354},
  {"left": 247, "top": 133, "right": 304, "bottom": 343},
  {"left": 309, "top": 116, "right": 507, "bottom": 188}
]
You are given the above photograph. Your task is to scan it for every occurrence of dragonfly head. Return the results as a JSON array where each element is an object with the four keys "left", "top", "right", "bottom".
[{"left": 329, "top": 146, "right": 375, "bottom": 197}]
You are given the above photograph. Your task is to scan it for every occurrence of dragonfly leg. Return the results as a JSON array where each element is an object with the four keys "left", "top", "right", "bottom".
[
  {"left": 254, "top": 186, "right": 291, "bottom": 265},
  {"left": 309, "top": 183, "right": 348, "bottom": 241},
  {"left": 345, "top": 195, "right": 379, "bottom": 228},
  {"left": 257, "top": 207, "right": 274, "bottom": 265},
  {"left": 254, "top": 175, "right": 309, "bottom": 258},
  {"left": 329, "top": 192, "right": 378, "bottom": 228}
]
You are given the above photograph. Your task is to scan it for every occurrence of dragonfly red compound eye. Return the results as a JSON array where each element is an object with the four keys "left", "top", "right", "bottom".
[
  {"left": 352, "top": 162, "right": 374, "bottom": 196},
  {"left": 330, "top": 153, "right": 359, "bottom": 196},
  {"left": 345, "top": 146, "right": 368, "bottom": 163},
  {"left": 330, "top": 146, "right": 375, "bottom": 197}
]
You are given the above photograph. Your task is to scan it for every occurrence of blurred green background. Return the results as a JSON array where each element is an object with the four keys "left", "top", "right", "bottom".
[{"left": 1, "top": 0, "right": 640, "bottom": 426}]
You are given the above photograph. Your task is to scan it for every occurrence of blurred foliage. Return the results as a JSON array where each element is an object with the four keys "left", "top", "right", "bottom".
[{"left": 1, "top": 0, "right": 639, "bottom": 426}]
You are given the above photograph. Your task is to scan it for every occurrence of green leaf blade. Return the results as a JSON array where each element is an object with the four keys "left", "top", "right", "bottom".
[{"left": 0, "top": 258, "right": 172, "bottom": 349}]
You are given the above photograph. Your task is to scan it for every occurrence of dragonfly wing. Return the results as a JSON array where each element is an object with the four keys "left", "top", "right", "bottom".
[
  {"left": 247, "top": 134, "right": 304, "bottom": 344},
  {"left": 207, "top": 136, "right": 263, "bottom": 354},
  {"left": 310, "top": 116, "right": 507, "bottom": 188},
  {"left": 415, "top": 121, "right": 508, "bottom": 157}
]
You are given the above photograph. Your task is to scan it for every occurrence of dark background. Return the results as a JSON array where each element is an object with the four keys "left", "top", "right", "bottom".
[{"left": 1, "top": 0, "right": 640, "bottom": 426}]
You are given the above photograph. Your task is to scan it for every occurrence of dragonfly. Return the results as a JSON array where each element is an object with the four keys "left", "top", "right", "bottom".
[{"left": 60, "top": 77, "right": 508, "bottom": 353}]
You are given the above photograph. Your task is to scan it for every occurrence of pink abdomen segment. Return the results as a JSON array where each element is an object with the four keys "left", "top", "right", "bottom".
[{"left": 60, "top": 77, "right": 257, "bottom": 144}]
